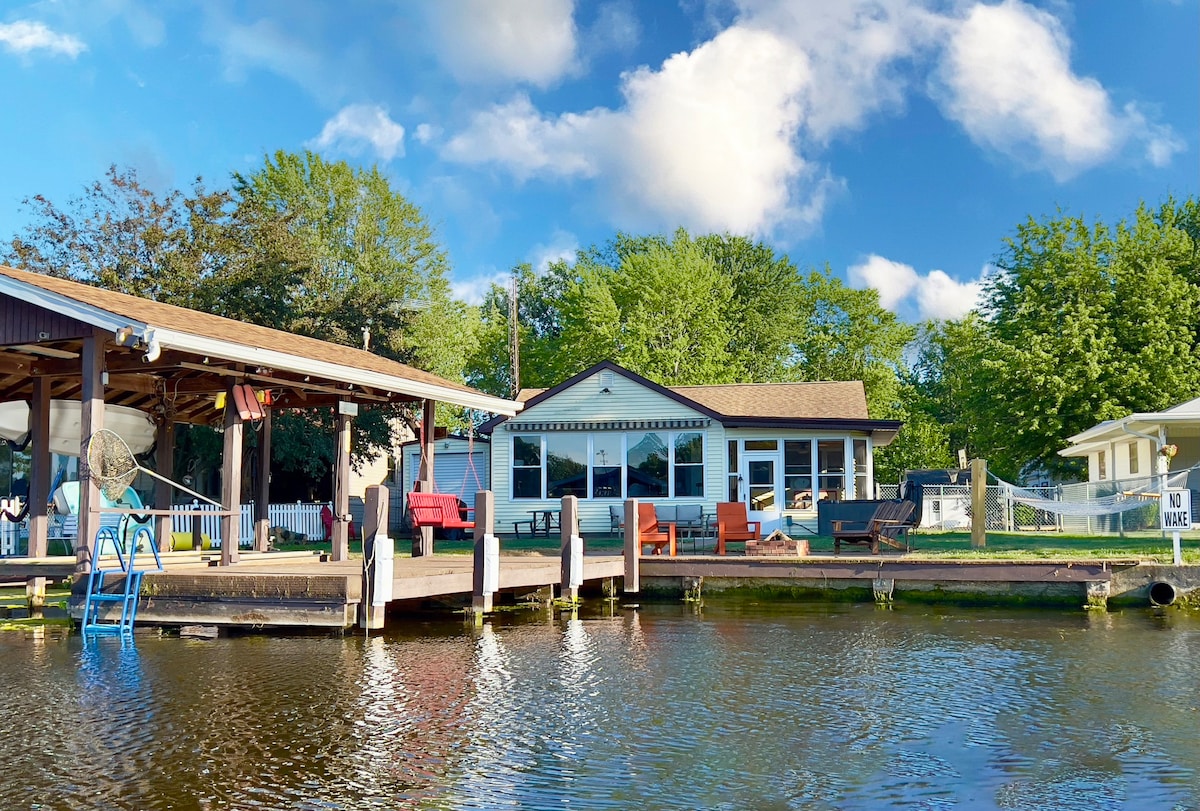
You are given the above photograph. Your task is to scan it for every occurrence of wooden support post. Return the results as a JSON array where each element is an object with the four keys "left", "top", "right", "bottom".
[
  {"left": 623, "top": 498, "right": 639, "bottom": 593},
  {"left": 253, "top": 408, "right": 272, "bottom": 552},
  {"left": 472, "top": 490, "right": 497, "bottom": 613},
  {"left": 414, "top": 398, "right": 436, "bottom": 557},
  {"left": 971, "top": 457, "right": 987, "bottom": 549},
  {"left": 220, "top": 381, "right": 243, "bottom": 566},
  {"left": 27, "top": 379, "right": 50, "bottom": 617},
  {"left": 154, "top": 419, "right": 175, "bottom": 553},
  {"left": 28, "top": 377, "right": 50, "bottom": 558},
  {"left": 359, "top": 484, "right": 392, "bottom": 630},
  {"left": 77, "top": 331, "right": 105, "bottom": 575},
  {"left": 332, "top": 401, "right": 353, "bottom": 561},
  {"left": 560, "top": 495, "right": 581, "bottom": 602}
]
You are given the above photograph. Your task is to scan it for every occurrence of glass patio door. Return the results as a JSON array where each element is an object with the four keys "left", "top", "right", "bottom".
[{"left": 744, "top": 451, "right": 781, "bottom": 533}]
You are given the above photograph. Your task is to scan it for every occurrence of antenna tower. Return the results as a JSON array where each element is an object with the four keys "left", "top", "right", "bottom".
[{"left": 508, "top": 273, "right": 520, "bottom": 398}]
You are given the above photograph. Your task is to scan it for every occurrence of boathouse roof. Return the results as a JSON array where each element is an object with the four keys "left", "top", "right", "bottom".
[{"left": 0, "top": 264, "right": 520, "bottom": 423}]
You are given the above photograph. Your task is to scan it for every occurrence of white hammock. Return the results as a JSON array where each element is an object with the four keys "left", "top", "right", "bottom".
[{"left": 994, "top": 472, "right": 1190, "bottom": 517}]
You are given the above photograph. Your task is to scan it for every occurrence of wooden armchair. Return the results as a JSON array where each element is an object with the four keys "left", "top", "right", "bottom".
[
  {"left": 637, "top": 503, "right": 676, "bottom": 556},
  {"left": 716, "top": 502, "right": 760, "bottom": 555},
  {"left": 832, "top": 500, "right": 915, "bottom": 555}
]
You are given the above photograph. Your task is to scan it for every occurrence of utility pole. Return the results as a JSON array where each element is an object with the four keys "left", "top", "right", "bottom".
[{"left": 509, "top": 274, "right": 520, "bottom": 398}]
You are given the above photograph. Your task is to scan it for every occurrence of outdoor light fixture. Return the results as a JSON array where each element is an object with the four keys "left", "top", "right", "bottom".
[
  {"left": 142, "top": 328, "right": 162, "bottom": 363},
  {"left": 600, "top": 387, "right": 612, "bottom": 394},
  {"left": 115, "top": 326, "right": 134, "bottom": 345}
]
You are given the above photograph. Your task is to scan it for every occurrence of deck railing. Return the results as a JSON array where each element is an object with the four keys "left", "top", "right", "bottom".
[{"left": 170, "top": 501, "right": 327, "bottom": 548}]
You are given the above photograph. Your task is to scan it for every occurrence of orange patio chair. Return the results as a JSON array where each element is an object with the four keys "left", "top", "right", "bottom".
[
  {"left": 716, "top": 502, "right": 760, "bottom": 555},
  {"left": 637, "top": 502, "right": 676, "bottom": 556}
]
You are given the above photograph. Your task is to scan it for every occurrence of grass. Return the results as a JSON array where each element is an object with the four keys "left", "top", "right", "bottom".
[{"left": 894, "top": 531, "right": 1200, "bottom": 563}]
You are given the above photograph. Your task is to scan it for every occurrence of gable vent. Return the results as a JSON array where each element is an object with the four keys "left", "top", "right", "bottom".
[{"left": 599, "top": 371, "right": 615, "bottom": 389}]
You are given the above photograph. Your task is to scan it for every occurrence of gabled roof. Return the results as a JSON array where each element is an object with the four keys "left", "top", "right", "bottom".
[
  {"left": 1060, "top": 396, "right": 1200, "bottom": 457},
  {"left": 481, "top": 361, "right": 900, "bottom": 442},
  {"left": 674, "top": 380, "right": 869, "bottom": 420},
  {"left": 0, "top": 264, "right": 520, "bottom": 418}
]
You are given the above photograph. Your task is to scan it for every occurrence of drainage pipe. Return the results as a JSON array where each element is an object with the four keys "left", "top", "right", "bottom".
[{"left": 1149, "top": 581, "right": 1177, "bottom": 607}]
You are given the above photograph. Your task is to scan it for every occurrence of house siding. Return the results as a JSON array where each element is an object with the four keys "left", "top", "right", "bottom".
[
  {"left": 487, "top": 368, "right": 884, "bottom": 537},
  {"left": 492, "top": 370, "right": 713, "bottom": 534}
]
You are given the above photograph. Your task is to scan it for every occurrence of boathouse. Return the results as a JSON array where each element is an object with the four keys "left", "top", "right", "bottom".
[
  {"left": 0, "top": 263, "right": 520, "bottom": 571},
  {"left": 479, "top": 361, "right": 901, "bottom": 537}
]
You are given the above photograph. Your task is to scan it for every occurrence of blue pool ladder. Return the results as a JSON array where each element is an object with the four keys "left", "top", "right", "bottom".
[{"left": 81, "top": 526, "right": 163, "bottom": 637}]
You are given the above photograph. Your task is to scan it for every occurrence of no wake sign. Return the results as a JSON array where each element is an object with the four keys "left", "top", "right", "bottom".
[{"left": 1161, "top": 488, "right": 1192, "bottom": 530}]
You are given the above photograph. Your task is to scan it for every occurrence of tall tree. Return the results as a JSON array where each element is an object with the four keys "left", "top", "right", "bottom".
[
  {"left": 933, "top": 200, "right": 1200, "bottom": 480},
  {"left": 5, "top": 156, "right": 474, "bottom": 489}
]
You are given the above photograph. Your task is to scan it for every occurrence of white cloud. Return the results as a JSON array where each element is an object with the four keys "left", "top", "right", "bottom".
[
  {"left": 932, "top": 0, "right": 1180, "bottom": 178},
  {"left": 611, "top": 26, "right": 813, "bottom": 234},
  {"left": 528, "top": 229, "right": 579, "bottom": 272},
  {"left": 849, "top": 254, "right": 984, "bottom": 321},
  {"left": 587, "top": 1, "right": 640, "bottom": 53},
  {"left": 914, "top": 268, "right": 984, "bottom": 321},
  {"left": 443, "top": 0, "right": 1181, "bottom": 237},
  {"left": 0, "top": 20, "right": 86, "bottom": 57},
  {"left": 848, "top": 254, "right": 919, "bottom": 311},
  {"left": 426, "top": 0, "right": 578, "bottom": 87},
  {"left": 414, "top": 123, "right": 441, "bottom": 145},
  {"left": 445, "top": 26, "right": 821, "bottom": 235},
  {"left": 308, "top": 104, "right": 406, "bottom": 161},
  {"left": 452, "top": 269, "right": 512, "bottom": 306},
  {"left": 442, "top": 94, "right": 606, "bottom": 181},
  {"left": 730, "top": 0, "right": 941, "bottom": 141}
]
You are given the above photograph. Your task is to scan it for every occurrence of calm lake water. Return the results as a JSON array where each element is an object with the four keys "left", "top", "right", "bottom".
[{"left": 2, "top": 602, "right": 1199, "bottom": 810}]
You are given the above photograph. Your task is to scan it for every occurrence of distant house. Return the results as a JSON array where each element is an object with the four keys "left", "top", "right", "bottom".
[
  {"left": 1060, "top": 396, "right": 1200, "bottom": 490},
  {"left": 478, "top": 361, "right": 901, "bottom": 535}
]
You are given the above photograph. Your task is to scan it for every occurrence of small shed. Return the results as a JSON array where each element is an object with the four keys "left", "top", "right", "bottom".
[{"left": 400, "top": 434, "right": 490, "bottom": 514}]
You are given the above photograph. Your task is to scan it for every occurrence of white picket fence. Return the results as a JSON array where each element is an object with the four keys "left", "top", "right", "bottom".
[{"left": 171, "top": 501, "right": 327, "bottom": 548}]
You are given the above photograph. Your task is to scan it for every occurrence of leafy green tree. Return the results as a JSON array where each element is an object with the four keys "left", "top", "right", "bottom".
[
  {"left": 929, "top": 200, "right": 1200, "bottom": 480},
  {"left": 6, "top": 165, "right": 226, "bottom": 301},
  {"left": 5, "top": 156, "right": 474, "bottom": 491},
  {"left": 789, "top": 267, "right": 916, "bottom": 416}
]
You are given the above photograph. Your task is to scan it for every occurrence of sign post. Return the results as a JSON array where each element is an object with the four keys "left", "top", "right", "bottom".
[{"left": 1160, "top": 488, "right": 1191, "bottom": 566}]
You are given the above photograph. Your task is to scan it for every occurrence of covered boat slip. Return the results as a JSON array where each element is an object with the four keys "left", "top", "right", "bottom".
[{"left": 0, "top": 264, "right": 519, "bottom": 582}]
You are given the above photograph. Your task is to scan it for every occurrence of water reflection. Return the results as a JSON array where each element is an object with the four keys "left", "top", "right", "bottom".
[{"left": 0, "top": 606, "right": 1195, "bottom": 809}]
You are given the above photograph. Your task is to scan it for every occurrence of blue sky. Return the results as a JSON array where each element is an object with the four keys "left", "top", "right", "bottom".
[{"left": 1, "top": 0, "right": 1195, "bottom": 323}]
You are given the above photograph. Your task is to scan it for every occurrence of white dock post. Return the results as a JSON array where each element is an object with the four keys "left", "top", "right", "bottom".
[
  {"left": 473, "top": 490, "right": 498, "bottom": 613},
  {"left": 360, "top": 485, "right": 392, "bottom": 630},
  {"left": 560, "top": 495, "right": 582, "bottom": 602}
]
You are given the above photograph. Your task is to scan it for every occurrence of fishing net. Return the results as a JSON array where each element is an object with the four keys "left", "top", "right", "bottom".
[
  {"left": 85, "top": 429, "right": 139, "bottom": 501},
  {"left": 84, "top": 428, "right": 222, "bottom": 507}
]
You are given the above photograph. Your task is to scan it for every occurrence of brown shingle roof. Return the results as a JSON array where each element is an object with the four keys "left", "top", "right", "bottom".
[
  {"left": 0, "top": 264, "right": 498, "bottom": 403},
  {"left": 672, "top": 381, "right": 869, "bottom": 420},
  {"left": 517, "top": 378, "right": 869, "bottom": 418}
]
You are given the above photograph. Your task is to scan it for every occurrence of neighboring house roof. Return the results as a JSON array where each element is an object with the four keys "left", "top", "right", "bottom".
[
  {"left": 399, "top": 433, "right": 490, "bottom": 448},
  {"left": 483, "top": 361, "right": 900, "bottom": 443},
  {"left": 0, "top": 264, "right": 520, "bottom": 416},
  {"left": 1060, "top": 396, "right": 1200, "bottom": 458}
]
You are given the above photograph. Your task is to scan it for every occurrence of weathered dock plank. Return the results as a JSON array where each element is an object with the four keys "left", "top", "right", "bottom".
[{"left": 639, "top": 556, "right": 1120, "bottom": 583}]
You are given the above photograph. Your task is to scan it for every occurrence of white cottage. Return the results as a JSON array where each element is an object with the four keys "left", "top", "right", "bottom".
[
  {"left": 478, "top": 361, "right": 901, "bottom": 536},
  {"left": 1060, "top": 396, "right": 1200, "bottom": 489}
]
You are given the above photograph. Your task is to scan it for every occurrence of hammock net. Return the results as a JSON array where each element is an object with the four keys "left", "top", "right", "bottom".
[{"left": 992, "top": 470, "right": 1191, "bottom": 517}]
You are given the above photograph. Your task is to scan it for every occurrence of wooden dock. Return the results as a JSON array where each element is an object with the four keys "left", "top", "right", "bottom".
[
  {"left": 60, "top": 549, "right": 625, "bottom": 629},
  {"left": 0, "top": 547, "right": 1177, "bottom": 630}
]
